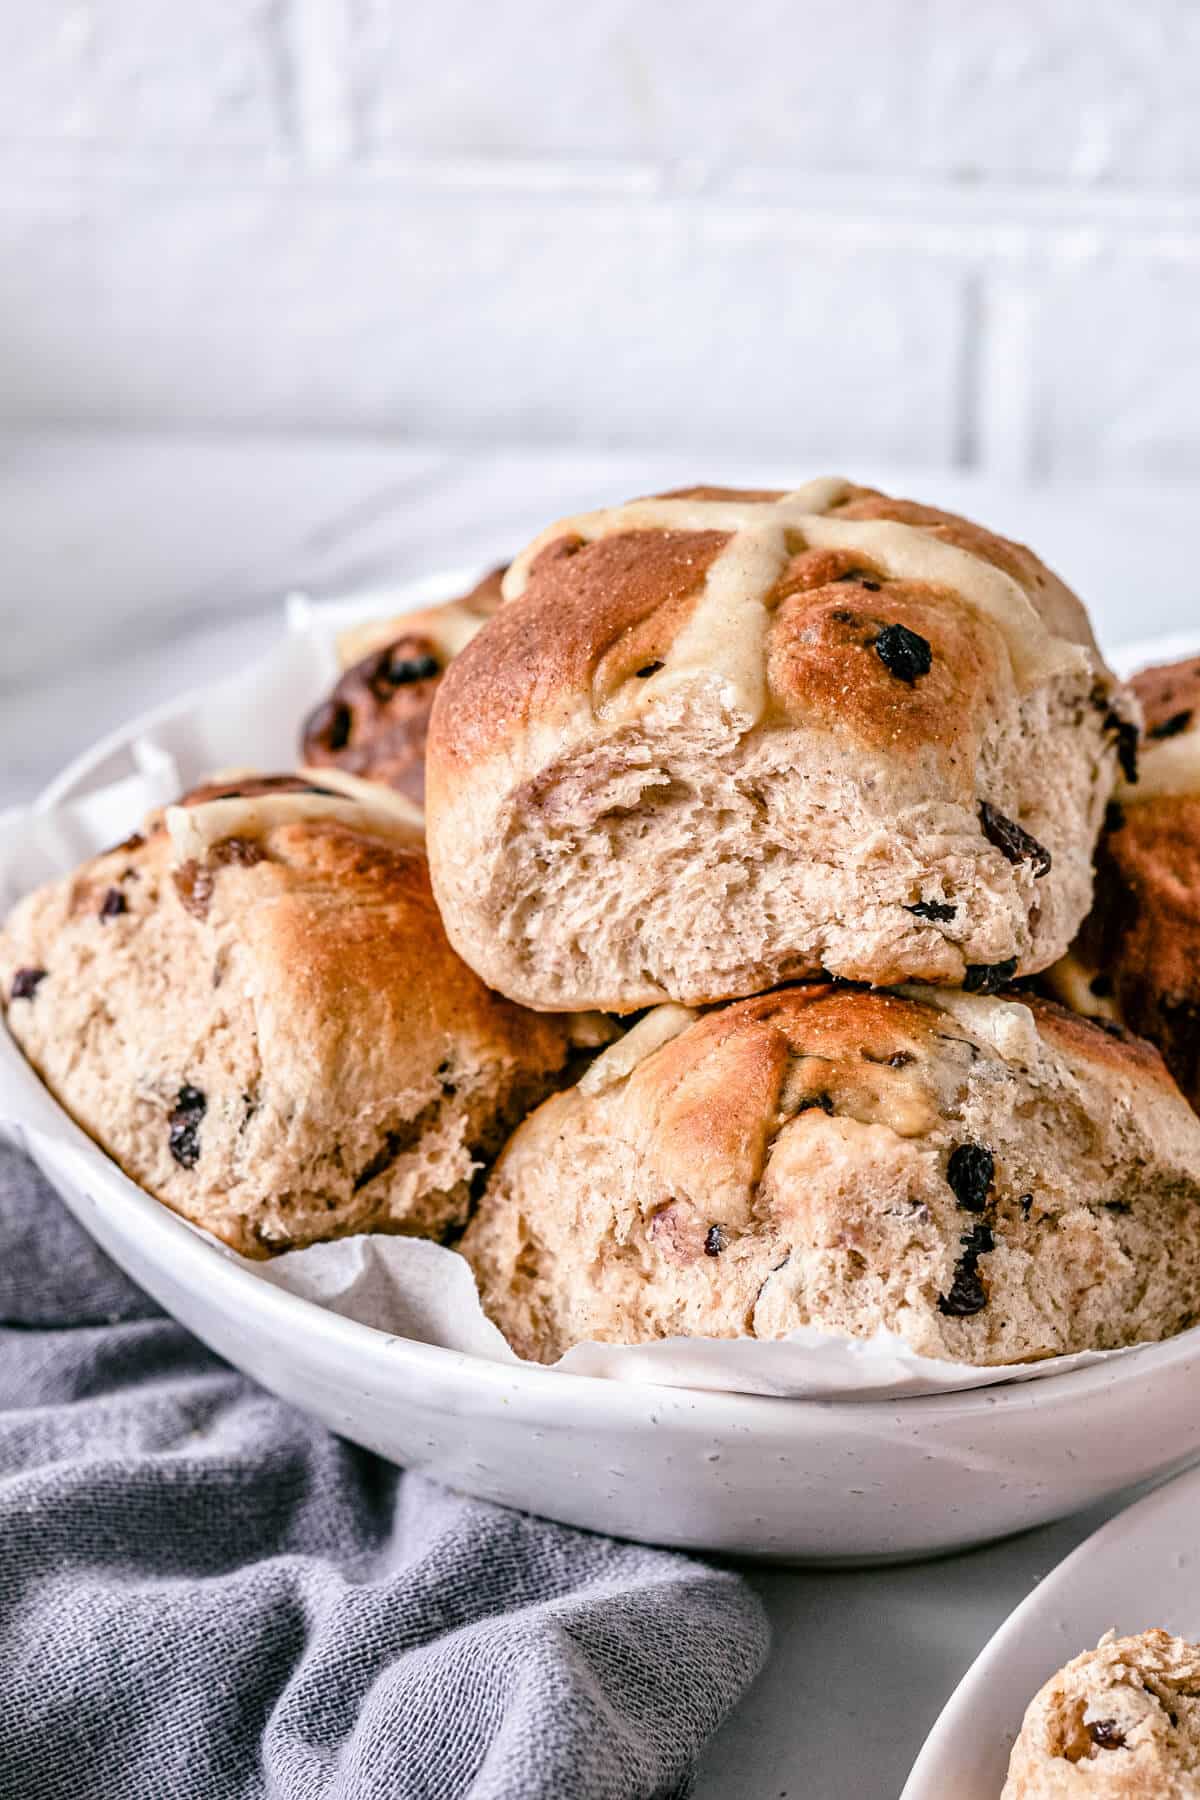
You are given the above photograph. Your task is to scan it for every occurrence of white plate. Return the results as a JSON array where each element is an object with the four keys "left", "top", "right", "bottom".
[
  {"left": 902, "top": 1461, "right": 1200, "bottom": 1796},
  {"left": 3, "top": 593, "right": 1199, "bottom": 1565}
]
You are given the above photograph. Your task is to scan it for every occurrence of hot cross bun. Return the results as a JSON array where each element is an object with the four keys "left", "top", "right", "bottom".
[
  {"left": 0, "top": 767, "right": 572, "bottom": 1257},
  {"left": 461, "top": 983, "right": 1200, "bottom": 1365},
  {"left": 302, "top": 565, "right": 505, "bottom": 805},
  {"left": 1063, "top": 654, "right": 1200, "bottom": 1112},
  {"left": 424, "top": 482, "right": 1132, "bottom": 1011}
]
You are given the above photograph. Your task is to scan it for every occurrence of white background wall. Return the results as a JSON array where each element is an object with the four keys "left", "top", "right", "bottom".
[{"left": 2, "top": 0, "right": 1199, "bottom": 477}]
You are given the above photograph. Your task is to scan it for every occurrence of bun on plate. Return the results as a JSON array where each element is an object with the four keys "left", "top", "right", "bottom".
[{"left": 1003, "top": 1628, "right": 1200, "bottom": 1797}]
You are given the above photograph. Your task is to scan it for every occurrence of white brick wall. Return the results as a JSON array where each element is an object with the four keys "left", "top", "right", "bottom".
[
  {"left": 1, "top": 1, "right": 1199, "bottom": 476},
  {"left": 2, "top": 3, "right": 288, "bottom": 148}
]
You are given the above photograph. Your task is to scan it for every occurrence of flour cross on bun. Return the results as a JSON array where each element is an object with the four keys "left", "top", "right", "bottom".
[
  {"left": 500, "top": 478, "right": 1086, "bottom": 708},
  {"left": 426, "top": 480, "right": 1135, "bottom": 1012}
]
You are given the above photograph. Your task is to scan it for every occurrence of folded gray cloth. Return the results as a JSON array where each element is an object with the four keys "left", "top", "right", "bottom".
[{"left": 0, "top": 1143, "right": 769, "bottom": 1800}]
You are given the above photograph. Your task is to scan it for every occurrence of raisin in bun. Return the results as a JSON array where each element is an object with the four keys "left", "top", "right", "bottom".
[
  {"left": 460, "top": 983, "right": 1200, "bottom": 1366},
  {"left": 1054, "top": 655, "right": 1200, "bottom": 1112},
  {"left": 303, "top": 565, "right": 505, "bottom": 805},
  {"left": 1003, "top": 1629, "right": 1200, "bottom": 1797},
  {"left": 0, "top": 768, "right": 572, "bottom": 1258},
  {"left": 425, "top": 481, "right": 1132, "bottom": 1012}
]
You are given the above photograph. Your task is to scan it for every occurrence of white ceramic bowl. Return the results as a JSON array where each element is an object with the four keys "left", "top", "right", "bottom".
[{"left": 4, "top": 591, "right": 1198, "bottom": 1565}]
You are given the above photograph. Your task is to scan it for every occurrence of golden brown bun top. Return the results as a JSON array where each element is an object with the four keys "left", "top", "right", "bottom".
[
  {"left": 178, "top": 773, "right": 335, "bottom": 808},
  {"left": 1132, "top": 653, "right": 1200, "bottom": 738},
  {"left": 334, "top": 565, "right": 505, "bottom": 670},
  {"left": 1081, "top": 637, "right": 1200, "bottom": 1104},
  {"left": 619, "top": 986, "right": 957, "bottom": 1185},
  {"left": 1096, "top": 790, "right": 1200, "bottom": 924},
  {"left": 88, "top": 773, "right": 571, "bottom": 1072},
  {"left": 585, "top": 984, "right": 1177, "bottom": 1198},
  {"left": 659, "top": 483, "right": 1081, "bottom": 611},
  {"left": 1028, "top": 990, "right": 1174, "bottom": 1085},
  {"left": 445, "top": 562, "right": 506, "bottom": 616},
  {"left": 428, "top": 483, "right": 1105, "bottom": 790},
  {"left": 305, "top": 567, "right": 508, "bottom": 804},
  {"left": 655, "top": 484, "right": 786, "bottom": 502},
  {"left": 303, "top": 637, "right": 447, "bottom": 806}
]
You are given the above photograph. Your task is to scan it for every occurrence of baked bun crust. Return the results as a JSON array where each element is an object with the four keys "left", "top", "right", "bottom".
[
  {"left": 0, "top": 769, "right": 571, "bottom": 1257},
  {"left": 1069, "top": 655, "right": 1200, "bottom": 1109},
  {"left": 302, "top": 566, "right": 504, "bottom": 804},
  {"left": 461, "top": 982, "right": 1200, "bottom": 1365},
  {"left": 1003, "top": 1629, "right": 1200, "bottom": 1797},
  {"left": 426, "top": 481, "right": 1130, "bottom": 1012}
]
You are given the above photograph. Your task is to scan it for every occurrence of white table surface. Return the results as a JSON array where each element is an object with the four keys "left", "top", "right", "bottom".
[{"left": 1, "top": 433, "right": 1194, "bottom": 1798}]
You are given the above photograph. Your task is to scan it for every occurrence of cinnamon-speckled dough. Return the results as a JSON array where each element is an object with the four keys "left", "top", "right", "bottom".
[
  {"left": 461, "top": 982, "right": 1200, "bottom": 1365},
  {"left": 1003, "top": 1629, "right": 1200, "bottom": 1797}
]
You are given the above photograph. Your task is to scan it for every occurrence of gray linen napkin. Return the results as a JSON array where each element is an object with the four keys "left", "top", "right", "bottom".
[{"left": 0, "top": 1143, "right": 769, "bottom": 1799}]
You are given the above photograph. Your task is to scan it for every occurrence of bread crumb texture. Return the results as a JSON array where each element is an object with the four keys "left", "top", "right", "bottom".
[{"left": 1003, "top": 1628, "right": 1200, "bottom": 1797}]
